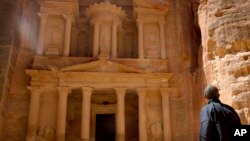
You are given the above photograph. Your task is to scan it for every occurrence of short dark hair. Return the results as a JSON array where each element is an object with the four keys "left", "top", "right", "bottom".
[{"left": 204, "top": 85, "right": 219, "bottom": 99}]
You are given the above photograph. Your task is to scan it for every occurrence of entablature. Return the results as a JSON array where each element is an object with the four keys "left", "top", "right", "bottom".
[{"left": 32, "top": 56, "right": 169, "bottom": 73}]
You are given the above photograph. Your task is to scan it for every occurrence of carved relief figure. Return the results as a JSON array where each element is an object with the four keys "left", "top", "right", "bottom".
[
  {"left": 45, "top": 16, "right": 65, "bottom": 55},
  {"left": 99, "top": 23, "right": 111, "bottom": 57},
  {"left": 36, "top": 126, "right": 55, "bottom": 141},
  {"left": 100, "top": 24, "right": 111, "bottom": 48},
  {"left": 150, "top": 122, "right": 163, "bottom": 140},
  {"left": 144, "top": 23, "right": 160, "bottom": 58},
  {"left": 49, "top": 19, "right": 64, "bottom": 46},
  {"left": 36, "top": 126, "right": 45, "bottom": 141}
]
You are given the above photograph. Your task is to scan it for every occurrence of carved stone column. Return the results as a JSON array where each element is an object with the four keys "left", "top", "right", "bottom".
[
  {"left": 115, "top": 88, "right": 126, "bottom": 141},
  {"left": 137, "top": 20, "right": 144, "bottom": 59},
  {"left": 37, "top": 13, "right": 48, "bottom": 55},
  {"left": 81, "top": 87, "right": 94, "bottom": 141},
  {"left": 93, "top": 22, "right": 100, "bottom": 57},
  {"left": 159, "top": 21, "right": 166, "bottom": 59},
  {"left": 160, "top": 88, "right": 173, "bottom": 141},
  {"left": 56, "top": 87, "right": 71, "bottom": 141},
  {"left": 136, "top": 88, "right": 147, "bottom": 141},
  {"left": 112, "top": 21, "right": 119, "bottom": 58},
  {"left": 26, "top": 86, "right": 42, "bottom": 141},
  {"left": 63, "top": 14, "right": 74, "bottom": 56}
]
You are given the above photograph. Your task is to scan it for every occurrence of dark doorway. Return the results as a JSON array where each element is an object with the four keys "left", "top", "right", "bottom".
[{"left": 96, "top": 114, "right": 116, "bottom": 141}]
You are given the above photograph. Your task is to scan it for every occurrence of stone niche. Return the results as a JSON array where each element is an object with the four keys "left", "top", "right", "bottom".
[
  {"left": 45, "top": 15, "right": 65, "bottom": 56},
  {"left": 134, "top": 7, "right": 168, "bottom": 59},
  {"left": 85, "top": 2, "right": 126, "bottom": 58},
  {"left": 37, "top": 0, "right": 78, "bottom": 56},
  {"left": 143, "top": 23, "right": 161, "bottom": 59}
]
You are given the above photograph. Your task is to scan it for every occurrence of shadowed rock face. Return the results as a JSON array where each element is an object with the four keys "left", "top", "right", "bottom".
[{"left": 198, "top": 0, "right": 250, "bottom": 124}]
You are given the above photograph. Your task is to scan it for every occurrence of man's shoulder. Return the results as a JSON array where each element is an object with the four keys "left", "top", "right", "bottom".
[
  {"left": 202, "top": 101, "right": 220, "bottom": 109},
  {"left": 200, "top": 103, "right": 214, "bottom": 115},
  {"left": 221, "top": 103, "right": 236, "bottom": 111}
]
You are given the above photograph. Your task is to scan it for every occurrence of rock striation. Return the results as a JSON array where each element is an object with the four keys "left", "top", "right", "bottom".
[{"left": 198, "top": 0, "right": 250, "bottom": 124}]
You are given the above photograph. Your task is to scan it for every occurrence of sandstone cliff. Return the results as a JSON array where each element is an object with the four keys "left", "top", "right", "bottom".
[{"left": 198, "top": 0, "right": 250, "bottom": 124}]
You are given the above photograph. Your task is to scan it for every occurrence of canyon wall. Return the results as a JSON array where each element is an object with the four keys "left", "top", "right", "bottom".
[
  {"left": 0, "top": 0, "right": 40, "bottom": 140},
  {"left": 0, "top": 0, "right": 19, "bottom": 140},
  {"left": 198, "top": 0, "right": 250, "bottom": 124}
]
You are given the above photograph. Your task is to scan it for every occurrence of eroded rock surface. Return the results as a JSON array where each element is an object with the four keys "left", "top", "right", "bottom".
[{"left": 199, "top": 0, "right": 250, "bottom": 124}]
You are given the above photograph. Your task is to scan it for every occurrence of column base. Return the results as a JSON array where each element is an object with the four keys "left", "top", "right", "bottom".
[
  {"left": 56, "top": 134, "right": 65, "bottom": 141},
  {"left": 116, "top": 134, "right": 125, "bottom": 141},
  {"left": 81, "top": 138, "right": 90, "bottom": 141},
  {"left": 26, "top": 136, "right": 36, "bottom": 141}
]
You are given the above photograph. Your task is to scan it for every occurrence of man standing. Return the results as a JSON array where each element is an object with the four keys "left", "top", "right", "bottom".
[{"left": 199, "top": 85, "right": 241, "bottom": 141}]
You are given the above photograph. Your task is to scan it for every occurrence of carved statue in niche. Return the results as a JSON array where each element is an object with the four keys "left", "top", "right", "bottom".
[
  {"left": 144, "top": 23, "right": 160, "bottom": 59},
  {"left": 45, "top": 16, "right": 65, "bottom": 56},
  {"left": 36, "top": 126, "right": 55, "bottom": 141},
  {"left": 149, "top": 122, "right": 163, "bottom": 140},
  {"left": 36, "top": 126, "right": 45, "bottom": 141},
  {"left": 99, "top": 23, "right": 111, "bottom": 58},
  {"left": 49, "top": 20, "right": 63, "bottom": 46},
  {"left": 100, "top": 24, "right": 110, "bottom": 49}
]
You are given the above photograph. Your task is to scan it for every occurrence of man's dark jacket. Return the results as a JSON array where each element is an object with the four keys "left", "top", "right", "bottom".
[{"left": 199, "top": 98, "right": 241, "bottom": 141}]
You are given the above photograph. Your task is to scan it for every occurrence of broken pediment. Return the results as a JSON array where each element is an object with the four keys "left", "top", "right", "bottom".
[{"left": 60, "top": 59, "right": 148, "bottom": 73}]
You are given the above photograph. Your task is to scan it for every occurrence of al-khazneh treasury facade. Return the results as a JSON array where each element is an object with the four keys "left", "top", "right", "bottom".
[{"left": 25, "top": 0, "right": 175, "bottom": 141}]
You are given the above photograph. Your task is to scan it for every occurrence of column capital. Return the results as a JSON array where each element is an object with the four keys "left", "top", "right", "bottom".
[
  {"left": 160, "top": 88, "right": 176, "bottom": 96},
  {"left": 114, "top": 88, "right": 126, "bottom": 97},
  {"left": 136, "top": 20, "right": 144, "bottom": 27},
  {"left": 114, "top": 87, "right": 126, "bottom": 93},
  {"left": 158, "top": 20, "right": 166, "bottom": 25},
  {"left": 136, "top": 19, "right": 143, "bottom": 24},
  {"left": 57, "top": 86, "right": 72, "bottom": 95},
  {"left": 136, "top": 87, "right": 146, "bottom": 95},
  {"left": 81, "top": 87, "right": 94, "bottom": 94},
  {"left": 63, "top": 14, "right": 74, "bottom": 22},
  {"left": 90, "top": 19, "right": 101, "bottom": 25},
  {"left": 112, "top": 20, "right": 120, "bottom": 26},
  {"left": 27, "top": 86, "right": 42, "bottom": 94},
  {"left": 38, "top": 12, "right": 48, "bottom": 19}
]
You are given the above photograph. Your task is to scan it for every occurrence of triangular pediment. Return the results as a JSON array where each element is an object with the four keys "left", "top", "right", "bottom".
[{"left": 60, "top": 59, "right": 148, "bottom": 73}]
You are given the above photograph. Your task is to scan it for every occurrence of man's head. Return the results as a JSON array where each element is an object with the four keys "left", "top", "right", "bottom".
[{"left": 204, "top": 85, "right": 220, "bottom": 99}]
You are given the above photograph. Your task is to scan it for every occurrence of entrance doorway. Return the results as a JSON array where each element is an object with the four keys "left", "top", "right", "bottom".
[{"left": 95, "top": 114, "right": 116, "bottom": 141}]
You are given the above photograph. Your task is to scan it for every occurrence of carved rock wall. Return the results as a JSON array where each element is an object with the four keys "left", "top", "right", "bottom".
[
  {"left": 0, "top": 0, "right": 40, "bottom": 141},
  {"left": 198, "top": 0, "right": 250, "bottom": 124},
  {"left": 0, "top": 0, "right": 20, "bottom": 140},
  {"left": 165, "top": 0, "right": 203, "bottom": 140}
]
